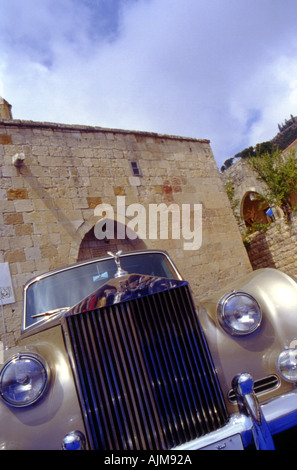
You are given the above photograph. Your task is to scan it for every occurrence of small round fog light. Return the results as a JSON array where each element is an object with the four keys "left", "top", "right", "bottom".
[
  {"left": 277, "top": 349, "right": 297, "bottom": 383},
  {"left": 62, "top": 431, "right": 86, "bottom": 450}
]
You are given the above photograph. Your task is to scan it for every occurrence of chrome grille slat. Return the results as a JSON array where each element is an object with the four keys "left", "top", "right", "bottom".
[
  {"left": 144, "top": 290, "right": 211, "bottom": 439},
  {"left": 119, "top": 300, "right": 172, "bottom": 449},
  {"left": 168, "top": 287, "right": 220, "bottom": 428},
  {"left": 136, "top": 295, "right": 193, "bottom": 445},
  {"left": 105, "top": 301, "right": 164, "bottom": 449},
  {"left": 65, "top": 285, "right": 228, "bottom": 450}
]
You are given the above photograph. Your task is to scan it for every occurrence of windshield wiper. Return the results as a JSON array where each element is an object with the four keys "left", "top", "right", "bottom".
[{"left": 31, "top": 307, "right": 70, "bottom": 319}]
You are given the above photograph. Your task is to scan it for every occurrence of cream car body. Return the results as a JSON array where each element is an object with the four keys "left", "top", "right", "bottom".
[{"left": 0, "top": 251, "right": 296, "bottom": 450}]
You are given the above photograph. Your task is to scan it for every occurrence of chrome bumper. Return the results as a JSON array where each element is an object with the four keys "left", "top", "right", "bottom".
[{"left": 174, "top": 374, "right": 297, "bottom": 450}]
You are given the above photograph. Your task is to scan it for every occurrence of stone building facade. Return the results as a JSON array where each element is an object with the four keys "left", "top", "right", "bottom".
[
  {"left": 221, "top": 158, "right": 272, "bottom": 230},
  {"left": 222, "top": 140, "right": 297, "bottom": 277},
  {"left": 0, "top": 98, "right": 251, "bottom": 346},
  {"left": 222, "top": 139, "right": 297, "bottom": 231}
]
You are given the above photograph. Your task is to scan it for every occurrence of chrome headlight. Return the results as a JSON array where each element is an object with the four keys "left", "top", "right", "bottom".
[
  {"left": 277, "top": 349, "right": 297, "bottom": 383},
  {"left": 217, "top": 291, "right": 262, "bottom": 336},
  {"left": 0, "top": 353, "right": 49, "bottom": 407}
]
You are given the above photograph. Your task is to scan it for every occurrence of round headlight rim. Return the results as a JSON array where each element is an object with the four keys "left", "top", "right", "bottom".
[
  {"left": 0, "top": 352, "right": 50, "bottom": 408},
  {"left": 276, "top": 348, "right": 297, "bottom": 384},
  {"left": 217, "top": 290, "right": 262, "bottom": 336}
]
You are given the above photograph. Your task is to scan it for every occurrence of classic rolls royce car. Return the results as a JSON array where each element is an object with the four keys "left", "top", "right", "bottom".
[{"left": 0, "top": 249, "right": 297, "bottom": 450}]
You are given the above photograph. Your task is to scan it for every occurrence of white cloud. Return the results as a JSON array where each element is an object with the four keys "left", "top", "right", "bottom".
[
  {"left": 1, "top": 0, "right": 297, "bottom": 168},
  {"left": 229, "top": 55, "right": 297, "bottom": 150}
]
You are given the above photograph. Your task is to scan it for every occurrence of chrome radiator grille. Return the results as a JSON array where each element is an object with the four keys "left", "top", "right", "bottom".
[{"left": 64, "top": 285, "right": 228, "bottom": 450}]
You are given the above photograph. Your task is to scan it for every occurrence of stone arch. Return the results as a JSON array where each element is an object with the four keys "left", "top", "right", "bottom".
[
  {"left": 241, "top": 191, "right": 270, "bottom": 228},
  {"left": 77, "top": 219, "right": 147, "bottom": 262}
]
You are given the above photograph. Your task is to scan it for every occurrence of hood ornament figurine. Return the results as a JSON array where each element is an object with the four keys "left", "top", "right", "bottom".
[{"left": 107, "top": 250, "right": 128, "bottom": 278}]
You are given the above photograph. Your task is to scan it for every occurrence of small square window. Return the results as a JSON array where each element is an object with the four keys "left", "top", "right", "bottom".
[{"left": 129, "top": 161, "right": 142, "bottom": 177}]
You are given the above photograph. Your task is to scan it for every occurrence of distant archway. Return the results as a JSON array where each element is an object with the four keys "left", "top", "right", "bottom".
[
  {"left": 241, "top": 191, "right": 270, "bottom": 228},
  {"left": 77, "top": 219, "right": 147, "bottom": 262}
]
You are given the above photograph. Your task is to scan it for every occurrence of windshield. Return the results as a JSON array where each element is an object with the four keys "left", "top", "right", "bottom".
[{"left": 24, "top": 252, "right": 180, "bottom": 329}]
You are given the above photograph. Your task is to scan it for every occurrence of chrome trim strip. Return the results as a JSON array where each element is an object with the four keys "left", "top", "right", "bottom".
[{"left": 262, "top": 389, "right": 297, "bottom": 433}]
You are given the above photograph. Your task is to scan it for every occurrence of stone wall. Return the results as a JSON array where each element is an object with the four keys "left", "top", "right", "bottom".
[
  {"left": 221, "top": 146, "right": 297, "bottom": 280},
  {"left": 0, "top": 97, "right": 12, "bottom": 120},
  {"left": 221, "top": 158, "right": 267, "bottom": 201},
  {"left": 221, "top": 158, "right": 271, "bottom": 228},
  {"left": 246, "top": 212, "right": 297, "bottom": 277},
  {"left": 0, "top": 117, "right": 251, "bottom": 346}
]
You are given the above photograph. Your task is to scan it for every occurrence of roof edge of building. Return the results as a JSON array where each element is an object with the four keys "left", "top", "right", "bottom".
[{"left": 0, "top": 118, "right": 210, "bottom": 144}]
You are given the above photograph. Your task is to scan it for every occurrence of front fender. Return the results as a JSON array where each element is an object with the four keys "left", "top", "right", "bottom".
[
  {"left": 0, "top": 326, "right": 86, "bottom": 450},
  {"left": 198, "top": 268, "right": 297, "bottom": 413}
]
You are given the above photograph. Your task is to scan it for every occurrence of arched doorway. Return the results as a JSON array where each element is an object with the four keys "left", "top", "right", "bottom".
[
  {"left": 77, "top": 220, "right": 147, "bottom": 262},
  {"left": 241, "top": 191, "right": 270, "bottom": 228}
]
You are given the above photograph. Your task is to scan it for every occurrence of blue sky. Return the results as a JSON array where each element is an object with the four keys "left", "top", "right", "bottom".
[{"left": 1, "top": 0, "right": 297, "bottom": 169}]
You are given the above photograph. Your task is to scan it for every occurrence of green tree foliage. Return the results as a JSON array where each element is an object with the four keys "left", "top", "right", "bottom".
[
  {"left": 235, "top": 146, "right": 256, "bottom": 159},
  {"left": 254, "top": 141, "right": 274, "bottom": 156},
  {"left": 221, "top": 141, "right": 274, "bottom": 172},
  {"left": 248, "top": 148, "right": 297, "bottom": 212}
]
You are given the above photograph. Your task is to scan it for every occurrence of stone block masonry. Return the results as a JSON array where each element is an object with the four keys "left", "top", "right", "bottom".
[
  {"left": 246, "top": 212, "right": 297, "bottom": 277},
  {"left": 0, "top": 118, "right": 251, "bottom": 346}
]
